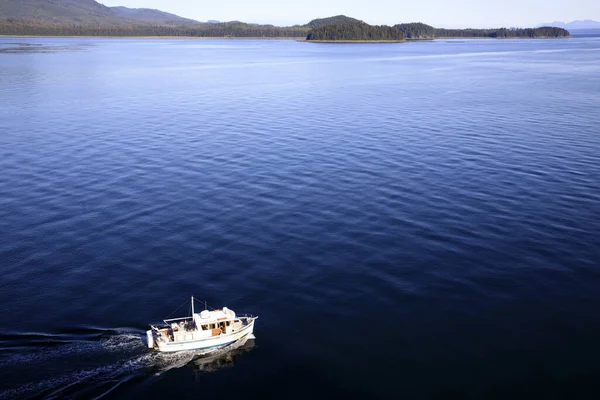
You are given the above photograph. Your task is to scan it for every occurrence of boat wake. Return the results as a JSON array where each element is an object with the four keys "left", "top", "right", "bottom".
[{"left": 0, "top": 328, "right": 255, "bottom": 399}]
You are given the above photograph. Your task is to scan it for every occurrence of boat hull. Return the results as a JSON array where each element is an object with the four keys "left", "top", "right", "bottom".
[{"left": 153, "top": 319, "right": 255, "bottom": 353}]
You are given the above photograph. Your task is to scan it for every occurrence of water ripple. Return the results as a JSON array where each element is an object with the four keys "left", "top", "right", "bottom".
[{"left": 1, "top": 36, "right": 600, "bottom": 398}]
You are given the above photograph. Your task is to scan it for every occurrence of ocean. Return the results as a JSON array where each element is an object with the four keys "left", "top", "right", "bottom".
[{"left": 1, "top": 35, "right": 600, "bottom": 399}]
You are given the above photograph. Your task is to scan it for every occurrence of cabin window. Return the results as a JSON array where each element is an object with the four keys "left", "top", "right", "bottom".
[
  {"left": 210, "top": 324, "right": 215, "bottom": 329},
  {"left": 202, "top": 324, "right": 208, "bottom": 331},
  {"left": 226, "top": 321, "right": 231, "bottom": 326}
]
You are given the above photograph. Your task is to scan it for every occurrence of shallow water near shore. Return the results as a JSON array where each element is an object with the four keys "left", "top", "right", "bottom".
[{"left": 1, "top": 36, "right": 600, "bottom": 399}]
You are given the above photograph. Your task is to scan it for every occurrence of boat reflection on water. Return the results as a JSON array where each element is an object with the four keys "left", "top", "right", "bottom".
[
  {"left": 192, "top": 334, "right": 256, "bottom": 373},
  {"left": 148, "top": 333, "right": 256, "bottom": 375}
]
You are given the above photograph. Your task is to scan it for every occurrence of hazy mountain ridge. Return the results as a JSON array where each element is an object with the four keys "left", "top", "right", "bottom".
[
  {"left": 110, "top": 6, "right": 201, "bottom": 24},
  {"left": 538, "top": 20, "right": 600, "bottom": 29}
]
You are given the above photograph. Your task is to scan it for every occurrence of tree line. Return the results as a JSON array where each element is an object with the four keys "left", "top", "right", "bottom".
[
  {"left": 0, "top": 18, "right": 309, "bottom": 37},
  {"left": 435, "top": 26, "right": 570, "bottom": 38},
  {"left": 0, "top": 17, "right": 570, "bottom": 39},
  {"left": 308, "top": 23, "right": 570, "bottom": 41}
]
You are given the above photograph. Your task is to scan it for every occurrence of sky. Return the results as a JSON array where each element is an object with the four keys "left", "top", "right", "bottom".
[{"left": 100, "top": 0, "right": 600, "bottom": 28}]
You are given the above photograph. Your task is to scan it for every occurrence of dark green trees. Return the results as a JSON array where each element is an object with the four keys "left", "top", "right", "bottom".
[
  {"left": 306, "top": 22, "right": 405, "bottom": 41},
  {"left": 304, "top": 20, "right": 568, "bottom": 42},
  {"left": 394, "top": 23, "right": 435, "bottom": 39},
  {"left": 305, "top": 15, "right": 363, "bottom": 28},
  {"left": 0, "top": 19, "right": 309, "bottom": 37},
  {"left": 435, "top": 27, "right": 569, "bottom": 38},
  {"left": 532, "top": 26, "right": 570, "bottom": 37}
]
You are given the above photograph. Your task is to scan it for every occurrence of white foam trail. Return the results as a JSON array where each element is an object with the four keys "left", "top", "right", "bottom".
[
  {"left": 4, "top": 331, "right": 144, "bottom": 366},
  {"left": 0, "top": 361, "right": 124, "bottom": 400},
  {"left": 0, "top": 331, "right": 256, "bottom": 399},
  {"left": 100, "top": 333, "right": 146, "bottom": 352},
  {"left": 0, "top": 332, "right": 146, "bottom": 399}
]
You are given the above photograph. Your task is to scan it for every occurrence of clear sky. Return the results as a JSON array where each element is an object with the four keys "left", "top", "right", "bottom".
[{"left": 99, "top": 0, "right": 600, "bottom": 28}]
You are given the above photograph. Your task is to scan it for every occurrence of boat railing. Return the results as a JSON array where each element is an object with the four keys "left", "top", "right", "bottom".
[
  {"left": 164, "top": 316, "right": 194, "bottom": 324},
  {"left": 161, "top": 314, "right": 255, "bottom": 326}
]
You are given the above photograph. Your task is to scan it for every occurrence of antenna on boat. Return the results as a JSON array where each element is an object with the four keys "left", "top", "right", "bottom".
[{"left": 191, "top": 295, "right": 194, "bottom": 316}]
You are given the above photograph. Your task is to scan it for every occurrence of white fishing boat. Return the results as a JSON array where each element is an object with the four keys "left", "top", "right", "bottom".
[{"left": 146, "top": 296, "right": 258, "bottom": 353}]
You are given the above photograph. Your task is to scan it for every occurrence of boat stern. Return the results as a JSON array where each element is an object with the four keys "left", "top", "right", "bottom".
[{"left": 146, "top": 330, "right": 155, "bottom": 349}]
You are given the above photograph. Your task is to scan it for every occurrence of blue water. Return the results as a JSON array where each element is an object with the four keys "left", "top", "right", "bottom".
[{"left": 1, "top": 36, "right": 600, "bottom": 399}]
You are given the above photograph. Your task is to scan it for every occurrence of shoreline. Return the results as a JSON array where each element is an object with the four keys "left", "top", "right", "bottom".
[
  {"left": 299, "top": 39, "right": 406, "bottom": 43},
  {"left": 1, "top": 35, "right": 570, "bottom": 41},
  {"left": 0, "top": 35, "right": 306, "bottom": 40},
  {"left": 433, "top": 36, "right": 571, "bottom": 39}
]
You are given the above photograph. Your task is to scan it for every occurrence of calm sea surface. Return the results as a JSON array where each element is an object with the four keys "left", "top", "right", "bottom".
[{"left": 1, "top": 36, "right": 600, "bottom": 399}]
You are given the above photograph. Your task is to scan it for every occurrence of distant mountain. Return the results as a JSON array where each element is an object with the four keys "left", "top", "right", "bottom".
[
  {"left": 0, "top": 0, "right": 199, "bottom": 25},
  {"left": 0, "top": 0, "right": 113, "bottom": 22},
  {"left": 110, "top": 6, "right": 200, "bottom": 25},
  {"left": 305, "top": 15, "right": 362, "bottom": 28},
  {"left": 538, "top": 20, "right": 600, "bottom": 29}
]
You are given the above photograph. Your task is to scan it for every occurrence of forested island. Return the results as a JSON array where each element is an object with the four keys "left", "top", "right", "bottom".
[
  {"left": 0, "top": 0, "right": 570, "bottom": 40},
  {"left": 304, "top": 20, "right": 569, "bottom": 42}
]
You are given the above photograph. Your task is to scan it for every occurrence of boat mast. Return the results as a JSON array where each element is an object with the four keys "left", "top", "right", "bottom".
[{"left": 191, "top": 295, "right": 194, "bottom": 316}]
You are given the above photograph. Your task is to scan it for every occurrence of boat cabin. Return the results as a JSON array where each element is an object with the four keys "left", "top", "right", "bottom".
[{"left": 156, "top": 307, "right": 246, "bottom": 343}]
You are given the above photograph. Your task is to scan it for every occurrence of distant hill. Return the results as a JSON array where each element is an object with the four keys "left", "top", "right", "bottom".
[
  {"left": 0, "top": 0, "right": 199, "bottom": 25},
  {"left": 110, "top": 6, "right": 200, "bottom": 25},
  {"left": 0, "top": 0, "right": 114, "bottom": 22},
  {"left": 538, "top": 20, "right": 600, "bottom": 30},
  {"left": 305, "top": 15, "right": 362, "bottom": 28}
]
